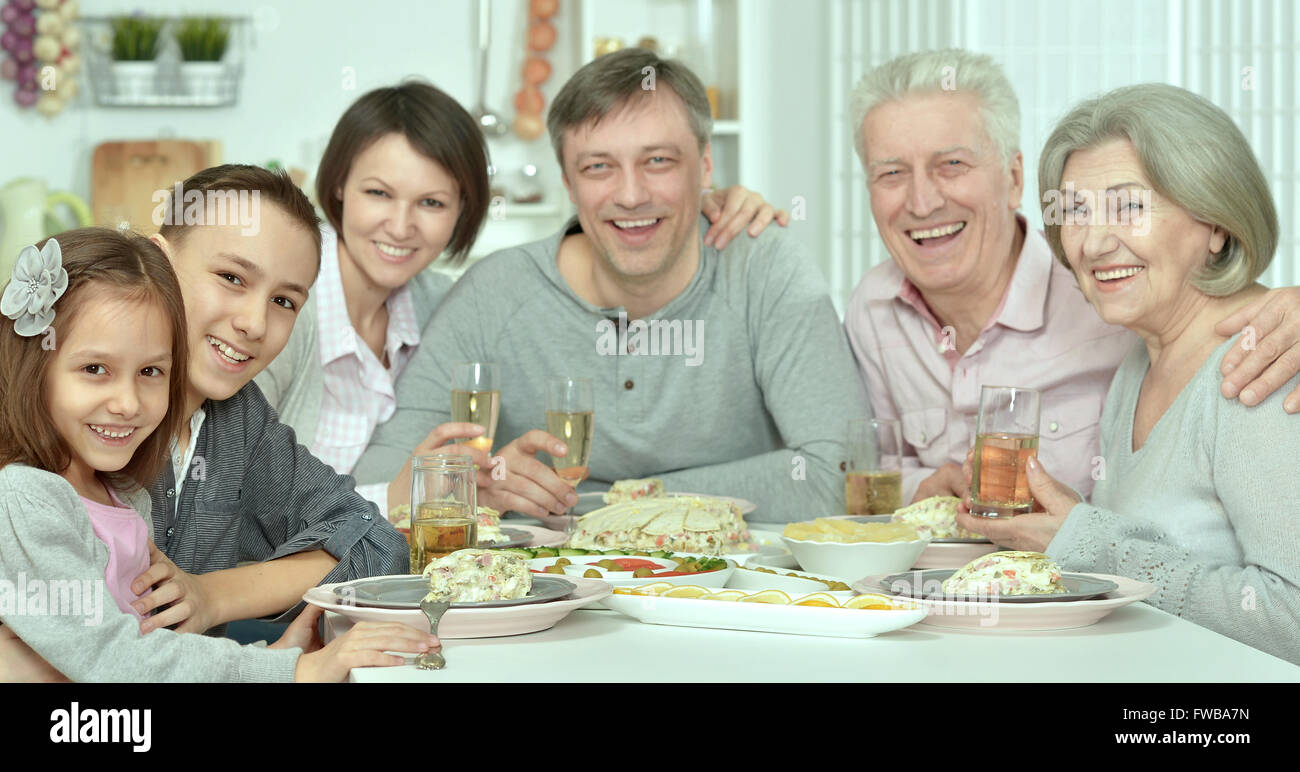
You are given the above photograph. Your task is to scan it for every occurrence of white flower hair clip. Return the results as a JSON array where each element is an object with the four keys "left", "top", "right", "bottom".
[{"left": 2, "top": 239, "right": 68, "bottom": 337}]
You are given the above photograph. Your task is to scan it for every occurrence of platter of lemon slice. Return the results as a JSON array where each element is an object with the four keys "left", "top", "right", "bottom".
[{"left": 601, "top": 582, "right": 928, "bottom": 638}]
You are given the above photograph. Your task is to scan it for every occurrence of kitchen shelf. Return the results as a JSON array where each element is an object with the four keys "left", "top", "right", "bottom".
[
  {"left": 577, "top": 0, "right": 760, "bottom": 189},
  {"left": 79, "top": 15, "right": 250, "bottom": 108}
]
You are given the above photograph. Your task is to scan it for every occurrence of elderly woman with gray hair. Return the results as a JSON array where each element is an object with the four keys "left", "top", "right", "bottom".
[{"left": 957, "top": 83, "right": 1300, "bottom": 665}]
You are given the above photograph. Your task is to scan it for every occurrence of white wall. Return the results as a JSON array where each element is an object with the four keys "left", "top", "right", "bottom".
[{"left": 1, "top": 0, "right": 581, "bottom": 257}]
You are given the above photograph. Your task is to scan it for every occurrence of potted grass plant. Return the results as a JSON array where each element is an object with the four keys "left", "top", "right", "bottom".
[
  {"left": 109, "top": 15, "right": 163, "bottom": 99},
  {"left": 175, "top": 17, "right": 230, "bottom": 99}
]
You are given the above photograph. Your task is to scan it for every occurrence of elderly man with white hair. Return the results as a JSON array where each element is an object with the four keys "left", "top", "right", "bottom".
[{"left": 843, "top": 49, "right": 1300, "bottom": 505}]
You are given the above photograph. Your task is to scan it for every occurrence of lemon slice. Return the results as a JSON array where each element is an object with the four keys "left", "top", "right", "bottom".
[
  {"left": 662, "top": 585, "right": 711, "bottom": 599},
  {"left": 791, "top": 592, "right": 841, "bottom": 607},
  {"left": 739, "top": 590, "right": 792, "bottom": 605},
  {"left": 611, "top": 587, "right": 634, "bottom": 595},
  {"left": 844, "top": 593, "right": 900, "bottom": 610},
  {"left": 629, "top": 582, "right": 673, "bottom": 596},
  {"left": 701, "top": 590, "right": 746, "bottom": 602}
]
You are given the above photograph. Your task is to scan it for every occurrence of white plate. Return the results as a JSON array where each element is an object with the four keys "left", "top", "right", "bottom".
[
  {"left": 501, "top": 523, "right": 568, "bottom": 548},
  {"left": 854, "top": 572, "right": 1156, "bottom": 631},
  {"left": 602, "top": 590, "right": 927, "bottom": 639},
  {"left": 912, "top": 541, "right": 1000, "bottom": 569},
  {"left": 303, "top": 576, "right": 610, "bottom": 638}
]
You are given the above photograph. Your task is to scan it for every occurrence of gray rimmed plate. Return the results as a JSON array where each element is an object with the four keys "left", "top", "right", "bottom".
[
  {"left": 332, "top": 574, "right": 574, "bottom": 610},
  {"left": 481, "top": 527, "right": 531, "bottom": 550},
  {"left": 846, "top": 515, "right": 993, "bottom": 544},
  {"left": 878, "top": 569, "right": 1119, "bottom": 603}
]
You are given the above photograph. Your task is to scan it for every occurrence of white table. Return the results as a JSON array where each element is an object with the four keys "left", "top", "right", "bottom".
[{"left": 328, "top": 604, "right": 1300, "bottom": 683}]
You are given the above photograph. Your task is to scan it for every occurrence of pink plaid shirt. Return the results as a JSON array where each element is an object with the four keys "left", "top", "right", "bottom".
[
  {"left": 844, "top": 217, "right": 1136, "bottom": 502},
  {"left": 311, "top": 228, "right": 422, "bottom": 476}
]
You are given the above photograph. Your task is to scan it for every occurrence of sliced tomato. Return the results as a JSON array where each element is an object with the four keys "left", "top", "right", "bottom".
[{"left": 608, "top": 558, "right": 660, "bottom": 570}]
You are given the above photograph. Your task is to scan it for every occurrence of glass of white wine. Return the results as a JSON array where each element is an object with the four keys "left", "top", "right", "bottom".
[
  {"left": 409, "top": 453, "right": 477, "bottom": 574},
  {"left": 845, "top": 418, "right": 903, "bottom": 515},
  {"left": 451, "top": 362, "right": 500, "bottom": 454},
  {"left": 545, "top": 377, "right": 594, "bottom": 535}
]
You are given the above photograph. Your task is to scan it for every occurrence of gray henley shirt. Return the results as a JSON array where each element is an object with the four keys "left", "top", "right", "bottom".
[{"left": 353, "top": 216, "right": 870, "bottom": 522}]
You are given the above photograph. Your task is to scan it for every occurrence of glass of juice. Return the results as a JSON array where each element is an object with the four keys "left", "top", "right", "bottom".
[
  {"left": 409, "top": 454, "right": 477, "bottom": 574},
  {"left": 969, "top": 385, "right": 1041, "bottom": 518},
  {"left": 545, "top": 377, "right": 594, "bottom": 535},
  {"left": 451, "top": 362, "right": 500, "bottom": 454},
  {"left": 844, "top": 418, "right": 903, "bottom": 515}
]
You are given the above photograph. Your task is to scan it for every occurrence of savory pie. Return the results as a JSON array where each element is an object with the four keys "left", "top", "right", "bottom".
[
  {"left": 941, "top": 551, "right": 1069, "bottom": 596},
  {"left": 891, "top": 496, "right": 983, "bottom": 539},
  {"left": 569, "top": 496, "right": 750, "bottom": 554},
  {"left": 605, "top": 478, "right": 666, "bottom": 504},
  {"left": 423, "top": 549, "right": 532, "bottom": 603}
]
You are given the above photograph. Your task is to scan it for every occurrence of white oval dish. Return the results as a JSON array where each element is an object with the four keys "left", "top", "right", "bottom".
[
  {"left": 727, "top": 564, "right": 853, "bottom": 595},
  {"left": 602, "top": 590, "right": 927, "bottom": 638}
]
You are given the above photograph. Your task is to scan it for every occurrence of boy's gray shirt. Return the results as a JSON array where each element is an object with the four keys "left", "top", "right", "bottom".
[
  {"left": 149, "top": 382, "right": 407, "bottom": 630},
  {"left": 353, "top": 216, "right": 870, "bottom": 522}
]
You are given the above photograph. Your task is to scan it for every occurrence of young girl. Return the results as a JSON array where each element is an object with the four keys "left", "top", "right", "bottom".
[
  {"left": 0, "top": 228, "right": 436, "bottom": 681},
  {"left": 254, "top": 80, "right": 788, "bottom": 514}
]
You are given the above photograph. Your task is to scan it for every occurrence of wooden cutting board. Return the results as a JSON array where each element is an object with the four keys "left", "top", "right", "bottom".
[{"left": 91, "top": 140, "right": 222, "bottom": 234}]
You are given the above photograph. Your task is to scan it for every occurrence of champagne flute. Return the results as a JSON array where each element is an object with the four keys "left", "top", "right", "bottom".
[
  {"left": 844, "top": 418, "right": 903, "bottom": 515},
  {"left": 451, "top": 362, "right": 500, "bottom": 454},
  {"left": 409, "top": 454, "right": 477, "bottom": 574},
  {"left": 545, "top": 377, "right": 594, "bottom": 535}
]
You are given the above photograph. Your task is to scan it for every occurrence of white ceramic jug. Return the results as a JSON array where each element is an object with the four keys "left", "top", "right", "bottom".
[{"left": 0, "top": 177, "right": 92, "bottom": 282}]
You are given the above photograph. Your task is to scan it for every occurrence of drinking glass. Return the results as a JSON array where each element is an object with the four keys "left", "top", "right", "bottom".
[
  {"left": 408, "top": 454, "right": 477, "bottom": 574},
  {"left": 545, "top": 377, "right": 594, "bottom": 535},
  {"left": 451, "top": 362, "right": 500, "bottom": 454},
  {"left": 969, "top": 386, "right": 1041, "bottom": 518},
  {"left": 844, "top": 418, "right": 903, "bottom": 515}
]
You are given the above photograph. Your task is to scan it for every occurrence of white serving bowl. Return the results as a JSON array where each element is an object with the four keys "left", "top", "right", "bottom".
[{"left": 780, "top": 536, "right": 931, "bottom": 582}]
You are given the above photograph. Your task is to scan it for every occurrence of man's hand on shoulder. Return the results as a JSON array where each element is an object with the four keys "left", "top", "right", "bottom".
[
  {"left": 701, "top": 185, "right": 789, "bottom": 250},
  {"left": 1215, "top": 284, "right": 1300, "bottom": 412}
]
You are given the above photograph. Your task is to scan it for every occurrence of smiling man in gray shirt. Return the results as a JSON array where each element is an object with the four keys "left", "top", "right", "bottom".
[{"left": 352, "top": 49, "right": 868, "bottom": 523}]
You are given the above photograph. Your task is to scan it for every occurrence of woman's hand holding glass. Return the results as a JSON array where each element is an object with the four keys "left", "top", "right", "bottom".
[{"left": 955, "top": 449, "right": 1081, "bottom": 552}]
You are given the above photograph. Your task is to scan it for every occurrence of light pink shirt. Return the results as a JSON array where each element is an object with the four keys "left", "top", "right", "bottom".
[
  {"left": 82, "top": 487, "right": 150, "bottom": 620},
  {"left": 312, "top": 227, "right": 422, "bottom": 476},
  {"left": 844, "top": 218, "right": 1135, "bottom": 502}
]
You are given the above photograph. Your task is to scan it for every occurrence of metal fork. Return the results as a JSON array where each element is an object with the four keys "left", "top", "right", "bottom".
[{"left": 415, "top": 596, "right": 451, "bottom": 670}]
